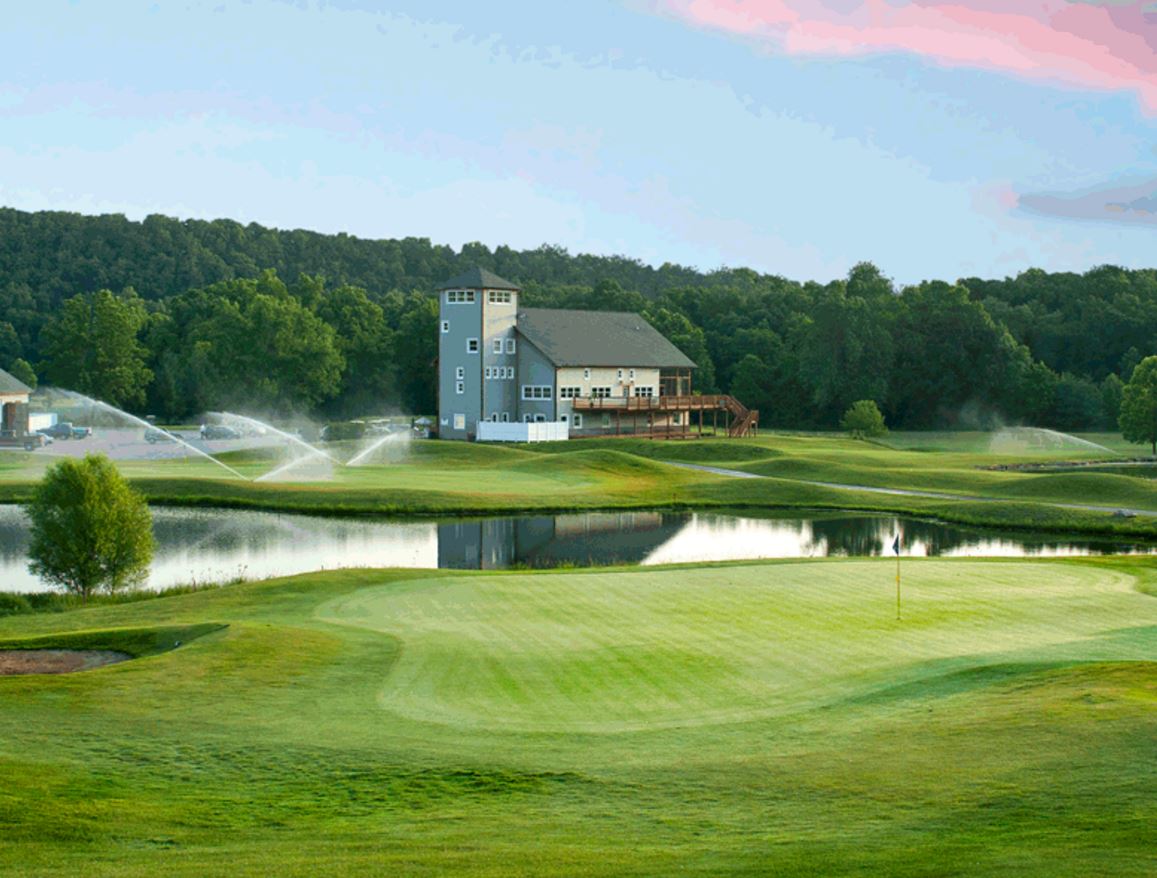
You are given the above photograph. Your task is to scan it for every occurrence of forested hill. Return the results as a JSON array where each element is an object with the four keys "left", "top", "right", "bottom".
[
  {"left": 0, "top": 206, "right": 717, "bottom": 303},
  {"left": 2, "top": 206, "right": 1155, "bottom": 432}
]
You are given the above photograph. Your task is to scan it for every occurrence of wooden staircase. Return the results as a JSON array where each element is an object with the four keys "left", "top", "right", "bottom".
[{"left": 721, "top": 395, "right": 759, "bottom": 438}]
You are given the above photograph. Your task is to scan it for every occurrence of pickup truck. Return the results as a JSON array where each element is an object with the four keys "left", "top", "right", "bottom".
[
  {"left": 38, "top": 422, "right": 91, "bottom": 440},
  {"left": 0, "top": 430, "right": 48, "bottom": 451}
]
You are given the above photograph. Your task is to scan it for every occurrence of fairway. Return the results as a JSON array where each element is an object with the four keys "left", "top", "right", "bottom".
[{"left": 318, "top": 562, "right": 1154, "bottom": 733}]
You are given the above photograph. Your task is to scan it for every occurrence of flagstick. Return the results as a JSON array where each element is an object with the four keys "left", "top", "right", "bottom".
[{"left": 896, "top": 551, "right": 901, "bottom": 621}]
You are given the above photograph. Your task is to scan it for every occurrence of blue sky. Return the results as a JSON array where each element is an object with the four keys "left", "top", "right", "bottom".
[{"left": 1, "top": 0, "right": 1155, "bottom": 284}]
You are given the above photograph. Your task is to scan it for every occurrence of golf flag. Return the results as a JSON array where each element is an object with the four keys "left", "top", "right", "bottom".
[{"left": 891, "top": 535, "right": 900, "bottom": 555}]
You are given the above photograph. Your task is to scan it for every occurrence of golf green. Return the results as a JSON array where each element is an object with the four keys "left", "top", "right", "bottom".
[{"left": 317, "top": 561, "right": 1154, "bottom": 733}]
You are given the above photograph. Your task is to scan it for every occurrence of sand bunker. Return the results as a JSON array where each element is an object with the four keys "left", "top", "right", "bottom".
[{"left": 0, "top": 649, "right": 131, "bottom": 675}]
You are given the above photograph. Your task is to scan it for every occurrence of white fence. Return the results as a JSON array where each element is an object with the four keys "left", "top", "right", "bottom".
[{"left": 476, "top": 421, "right": 569, "bottom": 443}]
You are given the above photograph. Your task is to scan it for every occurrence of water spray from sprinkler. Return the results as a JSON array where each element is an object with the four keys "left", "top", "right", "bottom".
[
  {"left": 345, "top": 430, "right": 409, "bottom": 467},
  {"left": 56, "top": 391, "right": 249, "bottom": 480},
  {"left": 210, "top": 412, "right": 342, "bottom": 465}
]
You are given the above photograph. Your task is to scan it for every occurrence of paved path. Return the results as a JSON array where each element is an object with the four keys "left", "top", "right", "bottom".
[{"left": 666, "top": 462, "right": 1157, "bottom": 519}]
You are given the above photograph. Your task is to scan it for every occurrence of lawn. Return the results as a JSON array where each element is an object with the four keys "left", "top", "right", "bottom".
[{"left": 1, "top": 558, "right": 1154, "bottom": 876}]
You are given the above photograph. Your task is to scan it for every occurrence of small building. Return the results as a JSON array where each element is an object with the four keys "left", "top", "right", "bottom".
[
  {"left": 0, "top": 368, "right": 32, "bottom": 440},
  {"left": 436, "top": 268, "right": 757, "bottom": 441}
]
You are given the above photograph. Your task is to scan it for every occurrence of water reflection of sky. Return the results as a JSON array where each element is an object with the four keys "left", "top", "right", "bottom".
[{"left": 0, "top": 505, "right": 1150, "bottom": 593}]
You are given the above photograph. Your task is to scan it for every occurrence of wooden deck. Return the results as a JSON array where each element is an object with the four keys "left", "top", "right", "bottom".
[{"left": 571, "top": 394, "right": 758, "bottom": 438}]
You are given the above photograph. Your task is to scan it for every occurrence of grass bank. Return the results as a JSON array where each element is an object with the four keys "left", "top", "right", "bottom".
[{"left": 1, "top": 433, "right": 1155, "bottom": 537}]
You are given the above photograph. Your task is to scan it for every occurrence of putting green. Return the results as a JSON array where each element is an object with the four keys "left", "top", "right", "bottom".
[{"left": 317, "top": 560, "right": 1156, "bottom": 733}]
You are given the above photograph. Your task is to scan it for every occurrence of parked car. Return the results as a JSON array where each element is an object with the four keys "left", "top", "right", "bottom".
[
  {"left": 200, "top": 424, "right": 242, "bottom": 440},
  {"left": 144, "top": 427, "right": 175, "bottom": 444},
  {"left": 38, "top": 422, "right": 88, "bottom": 440},
  {"left": 0, "top": 430, "right": 48, "bottom": 451}
]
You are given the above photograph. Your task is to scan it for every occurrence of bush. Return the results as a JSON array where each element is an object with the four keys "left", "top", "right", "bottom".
[
  {"left": 0, "top": 593, "right": 31, "bottom": 617},
  {"left": 841, "top": 400, "right": 888, "bottom": 439}
]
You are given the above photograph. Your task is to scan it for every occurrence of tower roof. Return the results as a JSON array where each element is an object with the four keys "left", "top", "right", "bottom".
[{"left": 437, "top": 267, "right": 520, "bottom": 291}]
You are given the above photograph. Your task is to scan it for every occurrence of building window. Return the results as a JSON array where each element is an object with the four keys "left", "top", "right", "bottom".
[
  {"left": 506, "top": 338, "right": 516, "bottom": 354},
  {"left": 490, "top": 412, "right": 498, "bottom": 422},
  {"left": 456, "top": 366, "right": 465, "bottom": 380},
  {"left": 583, "top": 368, "right": 590, "bottom": 379},
  {"left": 467, "top": 338, "right": 479, "bottom": 353},
  {"left": 602, "top": 414, "right": 611, "bottom": 428},
  {"left": 441, "top": 320, "right": 449, "bottom": 333},
  {"left": 524, "top": 414, "right": 533, "bottom": 423},
  {"left": 559, "top": 386, "right": 581, "bottom": 399},
  {"left": 446, "top": 290, "right": 475, "bottom": 304},
  {"left": 673, "top": 413, "right": 682, "bottom": 425},
  {"left": 521, "top": 385, "right": 552, "bottom": 400},
  {"left": 591, "top": 386, "right": 612, "bottom": 399},
  {"left": 534, "top": 414, "right": 546, "bottom": 423},
  {"left": 617, "top": 369, "right": 623, "bottom": 379},
  {"left": 501, "top": 412, "right": 509, "bottom": 423},
  {"left": 453, "top": 414, "right": 465, "bottom": 430},
  {"left": 573, "top": 414, "right": 583, "bottom": 429},
  {"left": 493, "top": 338, "right": 503, "bottom": 354},
  {"left": 633, "top": 386, "right": 655, "bottom": 398},
  {"left": 505, "top": 367, "right": 514, "bottom": 379},
  {"left": 456, "top": 381, "right": 464, "bottom": 395},
  {"left": 560, "top": 414, "right": 568, "bottom": 424},
  {"left": 629, "top": 369, "right": 635, "bottom": 380},
  {"left": 487, "top": 290, "right": 512, "bottom": 305}
]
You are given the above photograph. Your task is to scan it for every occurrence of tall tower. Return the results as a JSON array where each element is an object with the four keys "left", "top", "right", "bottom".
[{"left": 436, "top": 268, "right": 521, "bottom": 440}]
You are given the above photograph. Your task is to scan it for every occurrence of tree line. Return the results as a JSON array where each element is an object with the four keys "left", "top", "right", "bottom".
[{"left": 2, "top": 207, "right": 1153, "bottom": 430}]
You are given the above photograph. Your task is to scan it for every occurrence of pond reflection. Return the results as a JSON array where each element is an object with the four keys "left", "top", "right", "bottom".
[{"left": 0, "top": 505, "right": 1149, "bottom": 593}]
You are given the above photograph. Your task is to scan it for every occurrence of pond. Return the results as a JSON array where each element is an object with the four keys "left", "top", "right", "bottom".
[{"left": 0, "top": 505, "right": 1150, "bottom": 593}]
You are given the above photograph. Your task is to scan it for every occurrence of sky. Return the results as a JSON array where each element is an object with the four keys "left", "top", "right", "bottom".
[{"left": 1, "top": 0, "right": 1155, "bottom": 285}]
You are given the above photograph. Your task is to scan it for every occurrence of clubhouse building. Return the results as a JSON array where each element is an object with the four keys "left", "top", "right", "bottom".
[{"left": 436, "top": 268, "right": 757, "bottom": 441}]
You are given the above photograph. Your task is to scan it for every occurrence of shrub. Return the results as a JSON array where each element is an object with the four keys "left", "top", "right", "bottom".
[{"left": 841, "top": 400, "right": 888, "bottom": 439}]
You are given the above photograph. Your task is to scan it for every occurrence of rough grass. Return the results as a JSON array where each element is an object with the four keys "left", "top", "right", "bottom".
[{"left": 0, "top": 559, "right": 1153, "bottom": 876}]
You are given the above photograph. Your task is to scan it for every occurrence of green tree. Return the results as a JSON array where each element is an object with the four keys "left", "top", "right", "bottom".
[
  {"left": 1119, "top": 356, "right": 1157, "bottom": 454},
  {"left": 795, "top": 287, "right": 893, "bottom": 424},
  {"left": 40, "top": 289, "right": 152, "bottom": 408},
  {"left": 393, "top": 292, "right": 439, "bottom": 414},
  {"left": 172, "top": 272, "right": 345, "bottom": 414},
  {"left": 841, "top": 400, "right": 888, "bottom": 439},
  {"left": 26, "top": 454, "right": 154, "bottom": 603},
  {"left": 7, "top": 358, "right": 37, "bottom": 389},
  {"left": 314, "top": 283, "right": 396, "bottom": 416}
]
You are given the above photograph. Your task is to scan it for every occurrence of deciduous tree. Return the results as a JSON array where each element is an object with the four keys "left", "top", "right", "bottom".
[
  {"left": 26, "top": 455, "right": 154, "bottom": 603},
  {"left": 1119, "top": 356, "right": 1157, "bottom": 454},
  {"left": 841, "top": 400, "right": 888, "bottom": 439},
  {"left": 41, "top": 290, "right": 153, "bottom": 407}
]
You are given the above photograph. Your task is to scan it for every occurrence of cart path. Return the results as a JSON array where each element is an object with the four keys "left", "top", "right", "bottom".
[{"left": 665, "top": 462, "right": 1157, "bottom": 519}]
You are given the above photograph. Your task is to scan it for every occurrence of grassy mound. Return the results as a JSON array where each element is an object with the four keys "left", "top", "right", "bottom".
[{"left": 0, "top": 623, "right": 224, "bottom": 657}]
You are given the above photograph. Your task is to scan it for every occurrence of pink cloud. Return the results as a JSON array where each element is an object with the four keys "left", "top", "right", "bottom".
[{"left": 655, "top": 0, "right": 1157, "bottom": 111}]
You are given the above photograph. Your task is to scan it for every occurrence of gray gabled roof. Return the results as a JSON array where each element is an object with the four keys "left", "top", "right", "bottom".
[
  {"left": 0, "top": 368, "right": 31, "bottom": 395},
  {"left": 437, "top": 267, "right": 520, "bottom": 291},
  {"left": 516, "top": 309, "right": 696, "bottom": 369}
]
